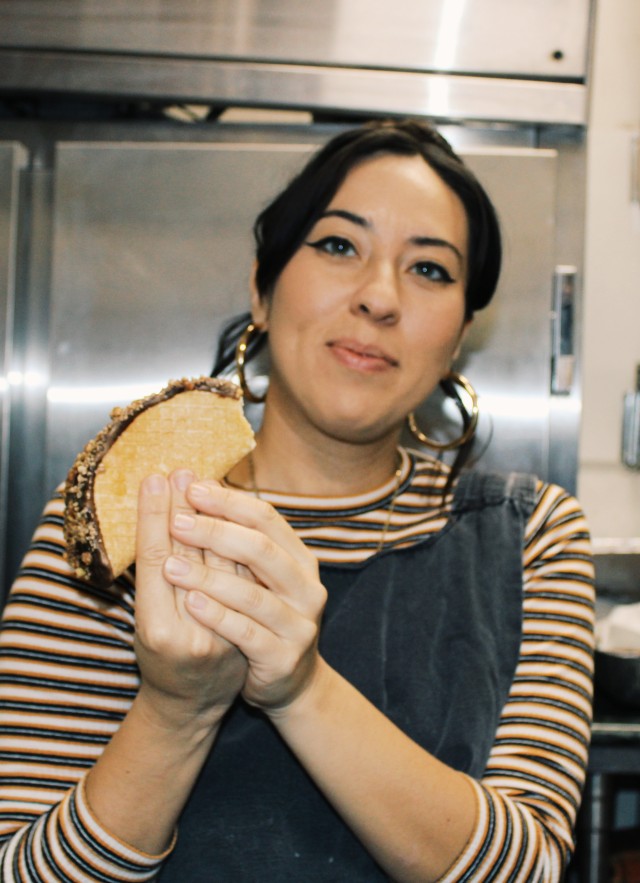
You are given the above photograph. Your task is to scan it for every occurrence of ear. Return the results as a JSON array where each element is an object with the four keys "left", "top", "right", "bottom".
[
  {"left": 249, "top": 262, "right": 269, "bottom": 330},
  {"left": 452, "top": 318, "right": 473, "bottom": 361}
]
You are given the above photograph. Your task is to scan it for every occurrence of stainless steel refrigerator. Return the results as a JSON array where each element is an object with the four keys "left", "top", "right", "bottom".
[{"left": 0, "top": 0, "right": 593, "bottom": 597}]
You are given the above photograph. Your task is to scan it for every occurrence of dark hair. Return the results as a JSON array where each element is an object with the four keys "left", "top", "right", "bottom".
[
  {"left": 212, "top": 118, "right": 502, "bottom": 375},
  {"left": 254, "top": 118, "right": 501, "bottom": 319}
]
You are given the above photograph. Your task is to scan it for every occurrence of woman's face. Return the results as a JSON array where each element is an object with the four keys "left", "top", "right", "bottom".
[{"left": 252, "top": 153, "right": 470, "bottom": 446}]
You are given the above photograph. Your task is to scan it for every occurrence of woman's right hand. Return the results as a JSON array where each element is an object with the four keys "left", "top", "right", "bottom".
[
  {"left": 133, "top": 469, "right": 248, "bottom": 726},
  {"left": 83, "top": 469, "right": 247, "bottom": 855}
]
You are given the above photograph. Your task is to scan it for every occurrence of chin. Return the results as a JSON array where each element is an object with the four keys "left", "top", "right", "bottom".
[{"left": 318, "top": 413, "right": 402, "bottom": 446}]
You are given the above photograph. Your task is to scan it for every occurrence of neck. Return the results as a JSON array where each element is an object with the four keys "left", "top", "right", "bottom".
[{"left": 228, "top": 405, "right": 403, "bottom": 497}]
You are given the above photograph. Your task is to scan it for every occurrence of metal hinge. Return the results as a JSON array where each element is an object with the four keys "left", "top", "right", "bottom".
[{"left": 622, "top": 364, "right": 640, "bottom": 469}]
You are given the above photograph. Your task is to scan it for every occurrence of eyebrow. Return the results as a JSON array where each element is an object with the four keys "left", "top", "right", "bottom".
[
  {"left": 411, "top": 236, "right": 465, "bottom": 267},
  {"left": 320, "top": 209, "right": 369, "bottom": 227},
  {"left": 318, "top": 209, "right": 464, "bottom": 266}
]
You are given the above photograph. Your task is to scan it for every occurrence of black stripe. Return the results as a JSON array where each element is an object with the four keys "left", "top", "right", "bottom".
[{"left": 0, "top": 674, "right": 137, "bottom": 698}]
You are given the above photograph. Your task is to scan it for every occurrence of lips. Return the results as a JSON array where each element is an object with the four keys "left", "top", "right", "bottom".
[{"left": 327, "top": 338, "right": 399, "bottom": 370}]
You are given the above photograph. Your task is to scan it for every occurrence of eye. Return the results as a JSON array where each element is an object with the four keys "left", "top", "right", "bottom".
[
  {"left": 411, "top": 261, "right": 455, "bottom": 284},
  {"left": 305, "top": 236, "right": 357, "bottom": 257}
]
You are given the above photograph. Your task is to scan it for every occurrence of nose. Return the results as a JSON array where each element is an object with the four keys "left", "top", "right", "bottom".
[{"left": 350, "top": 259, "right": 401, "bottom": 325}]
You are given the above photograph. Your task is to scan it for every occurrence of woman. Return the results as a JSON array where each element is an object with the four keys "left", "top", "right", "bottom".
[{"left": 0, "top": 120, "right": 594, "bottom": 881}]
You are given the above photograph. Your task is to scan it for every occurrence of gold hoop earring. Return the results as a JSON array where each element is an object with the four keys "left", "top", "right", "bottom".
[
  {"left": 407, "top": 372, "right": 479, "bottom": 451},
  {"left": 235, "top": 322, "right": 266, "bottom": 403}
]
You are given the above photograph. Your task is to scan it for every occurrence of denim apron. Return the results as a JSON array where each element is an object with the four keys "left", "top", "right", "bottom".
[{"left": 157, "top": 471, "right": 537, "bottom": 882}]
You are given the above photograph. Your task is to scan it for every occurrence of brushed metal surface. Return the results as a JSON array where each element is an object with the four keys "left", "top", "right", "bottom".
[
  {"left": 0, "top": 51, "right": 588, "bottom": 126},
  {"left": 0, "top": 0, "right": 593, "bottom": 124},
  {"left": 424, "top": 148, "right": 564, "bottom": 481},
  {"left": 0, "top": 142, "right": 27, "bottom": 594},
  {"left": 0, "top": 0, "right": 592, "bottom": 79},
  {"left": 44, "top": 141, "right": 317, "bottom": 494},
  {"left": 42, "top": 140, "right": 564, "bottom": 485},
  {"left": 1, "top": 124, "right": 584, "bottom": 593}
]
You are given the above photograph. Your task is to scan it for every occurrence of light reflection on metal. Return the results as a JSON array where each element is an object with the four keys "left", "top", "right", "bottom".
[
  {"left": 47, "top": 382, "right": 161, "bottom": 405},
  {"left": 476, "top": 395, "right": 549, "bottom": 421},
  {"left": 5, "top": 370, "right": 46, "bottom": 389},
  {"left": 433, "top": 0, "right": 468, "bottom": 70},
  {"left": 0, "top": 51, "right": 588, "bottom": 126}
]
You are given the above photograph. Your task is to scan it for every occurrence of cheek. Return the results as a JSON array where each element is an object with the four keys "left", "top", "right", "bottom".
[
  {"left": 263, "top": 300, "right": 315, "bottom": 375},
  {"left": 411, "top": 304, "right": 467, "bottom": 359},
  {"left": 263, "top": 268, "right": 307, "bottom": 329},
  {"left": 266, "top": 275, "right": 339, "bottom": 343}
]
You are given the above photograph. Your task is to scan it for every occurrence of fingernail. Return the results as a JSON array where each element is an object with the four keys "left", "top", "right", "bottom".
[
  {"left": 187, "top": 590, "right": 206, "bottom": 610},
  {"left": 173, "top": 469, "right": 194, "bottom": 491},
  {"left": 144, "top": 474, "right": 166, "bottom": 495},
  {"left": 174, "top": 513, "right": 196, "bottom": 530},
  {"left": 189, "top": 482, "right": 211, "bottom": 497},
  {"left": 165, "top": 555, "right": 190, "bottom": 576}
]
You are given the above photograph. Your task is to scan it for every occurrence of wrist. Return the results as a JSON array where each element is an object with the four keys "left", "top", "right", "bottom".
[
  {"left": 264, "top": 657, "right": 335, "bottom": 727},
  {"left": 134, "top": 683, "right": 231, "bottom": 741}
]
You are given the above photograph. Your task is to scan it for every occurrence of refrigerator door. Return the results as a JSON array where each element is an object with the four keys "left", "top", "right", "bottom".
[
  {"left": 0, "top": 1, "right": 592, "bottom": 125},
  {"left": 0, "top": 142, "right": 27, "bottom": 592},
  {"left": 416, "top": 148, "right": 566, "bottom": 480},
  {"left": 0, "top": 0, "right": 591, "bottom": 79},
  {"left": 3, "top": 133, "right": 574, "bottom": 593},
  {"left": 43, "top": 141, "right": 316, "bottom": 486}
]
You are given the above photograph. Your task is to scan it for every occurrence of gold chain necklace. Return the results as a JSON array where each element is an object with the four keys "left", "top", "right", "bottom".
[{"left": 248, "top": 450, "right": 404, "bottom": 554}]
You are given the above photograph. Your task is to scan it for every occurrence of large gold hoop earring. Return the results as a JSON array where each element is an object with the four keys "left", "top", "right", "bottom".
[
  {"left": 407, "top": 372, "right": 479, "bottom": 451},
  {"left": 235, "top": 322, "right": 267, "bottom": 403}
]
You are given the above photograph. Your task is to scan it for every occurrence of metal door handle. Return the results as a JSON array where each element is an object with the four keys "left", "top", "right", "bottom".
[
  {"left": 622, "top": 365, "right": 640, "bottom": 470},
  {"left": 550, "top": 265, "right": 577, "bottom": 395}
]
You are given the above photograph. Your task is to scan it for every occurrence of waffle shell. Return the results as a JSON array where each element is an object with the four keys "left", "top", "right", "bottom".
[{"left": 64, "top": 377, "right": 255, "bottom": 588}]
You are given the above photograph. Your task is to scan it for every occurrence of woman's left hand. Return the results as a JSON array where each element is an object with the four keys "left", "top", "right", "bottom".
[
  {"left": 168, "top": 483, "right": 479, "bottom": 883},
  {"left": 166, "top": 480, "right": 327, "bottom": 712}
]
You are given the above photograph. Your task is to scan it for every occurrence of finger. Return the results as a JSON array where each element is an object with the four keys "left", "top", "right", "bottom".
[
  {"left": 168, "top": 469, "right": 202, "bottom": 563},
  {"left": 164, "top": 554, "right": 300, "bottom": 636},
  {"left": 184, "top": 589, "right": 298, "bottom": 664},
  {"left": 169, "top": 470, "right": 240, "bottom": 590},
  {"left": 135, "top": 474, "right": 173, "bottom": 621},
  {"left": 170, "top": 513, "right": 326, "bottom": 619},
  {"left": 204, "top": 545, "right": 239, "bottom": 576},
  {"left": 186, "top": 482, "right": 314, "bottom": 571},
  {"left": 168, "top": 472, "right": 237, "bottom": 578}
]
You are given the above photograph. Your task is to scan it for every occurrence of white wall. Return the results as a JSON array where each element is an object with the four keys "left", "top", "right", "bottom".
[{"left": 578, "top": 0, "right": 640, "bottom": 544}]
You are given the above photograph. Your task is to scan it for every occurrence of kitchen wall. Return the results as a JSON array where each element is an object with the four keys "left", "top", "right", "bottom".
[{"left": 579, "top": 0, "right": 640, "bottom": 545}]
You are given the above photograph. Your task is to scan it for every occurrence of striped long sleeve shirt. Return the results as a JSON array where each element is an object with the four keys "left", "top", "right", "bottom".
[{"left": 0, "top": 449, "right": 595, "bottom": 881}]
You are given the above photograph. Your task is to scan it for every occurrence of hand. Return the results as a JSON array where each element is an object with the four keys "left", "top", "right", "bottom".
[
  {"left": 165, "top": 480, "right": 327, "bottom": 713},
  {"left": 134, "top": 470, "right": 248, "bottom": 726}
]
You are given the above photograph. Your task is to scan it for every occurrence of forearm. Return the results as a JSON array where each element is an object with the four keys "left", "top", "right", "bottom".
[
  {"left": 85, "top": 687, "right": 225, "bottom": 856},
  {"left": 0, "top": 780, "right": 174, "bottom": 883},
  {"left": 269, "top": 659, "right": 477, "bottom": 883},
  {"left": 83, "top": 468, "right": 247, "bottom": 856},
  {"left": 0, "top": 479, "right": 241, "bottom": 879}
]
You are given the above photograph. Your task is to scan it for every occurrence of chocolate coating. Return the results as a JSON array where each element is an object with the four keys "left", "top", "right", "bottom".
[{"left": 63, "top": 376, "right": 242, "bottom": 588}]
